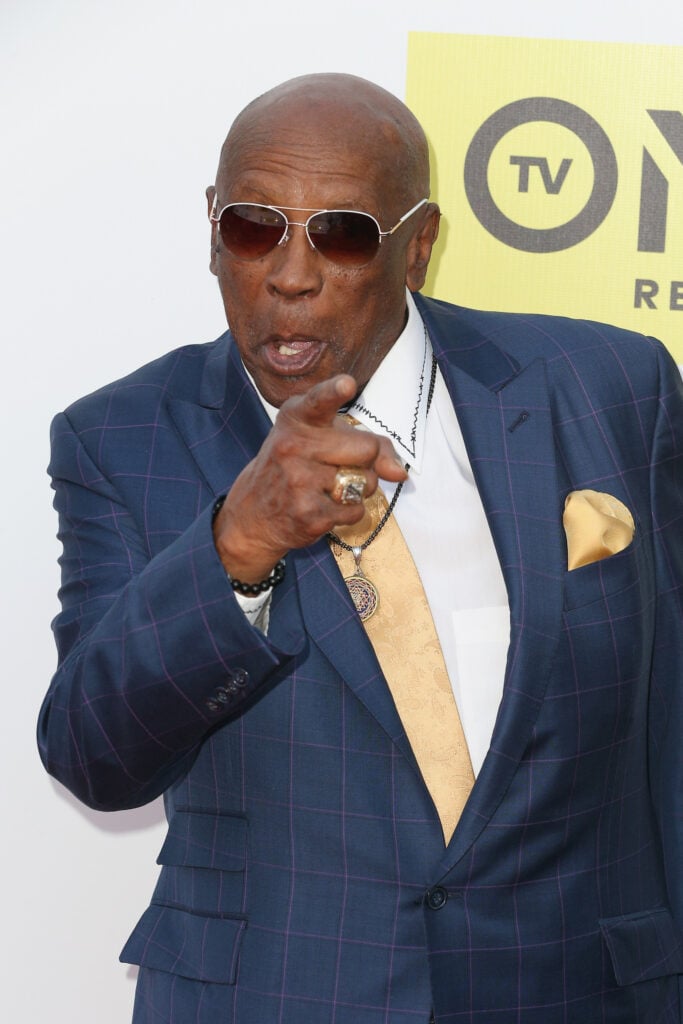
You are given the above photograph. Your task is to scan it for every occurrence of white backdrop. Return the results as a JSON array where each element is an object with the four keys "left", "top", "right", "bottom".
[{"left": 2, "top": 2, "right": 681, "bottom": 1021}]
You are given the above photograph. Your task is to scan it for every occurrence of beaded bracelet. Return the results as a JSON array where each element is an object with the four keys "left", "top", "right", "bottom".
[
  {"left": 229, "top": 559, "right": 286, "bottom": 596},
  {"left": 212, "top": 495, "right": 286, "bottom": 596}
]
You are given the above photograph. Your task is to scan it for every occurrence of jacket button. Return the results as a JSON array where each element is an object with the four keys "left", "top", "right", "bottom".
[
  {"left": 233, "top": 668, "right": 249, "bottom": 687},
  {"left": 427, "top": 887, "right": 448, "bottom": 910},
  {"left": 205, "top": 699, "right": 221, "bottom": 713}
]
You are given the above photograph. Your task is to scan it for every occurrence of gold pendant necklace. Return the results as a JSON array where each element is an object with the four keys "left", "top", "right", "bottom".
[
  {"left": 328, "top": 348, "right": 437, "bottom": 623},
  {"left": 344, "top": 545, "right": 380, "bottom": 621},
  {"left": 329, "top": 484, "right": 404, "bottom": 622}
]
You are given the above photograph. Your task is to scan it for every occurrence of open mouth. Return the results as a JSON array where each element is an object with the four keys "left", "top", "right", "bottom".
[{"left": 262, "top": 335, "right": 326, "bottom": 375}]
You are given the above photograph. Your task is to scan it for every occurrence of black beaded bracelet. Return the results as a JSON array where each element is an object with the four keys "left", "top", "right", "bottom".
[
  {"left": 212, "top": 495, "right": 227, "bottom": 522},
  {"left": 229, "top": 559, "right": 286, "bottom": 596}
]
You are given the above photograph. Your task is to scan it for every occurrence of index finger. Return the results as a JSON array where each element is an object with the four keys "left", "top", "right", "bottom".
[{"left": 281, "top": 374, "right": 358, "bottom": 427}]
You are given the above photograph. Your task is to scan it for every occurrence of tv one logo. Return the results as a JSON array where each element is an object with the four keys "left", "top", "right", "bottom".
[{"left": 464, "top": 97, "right": 683, "bottom": 311}]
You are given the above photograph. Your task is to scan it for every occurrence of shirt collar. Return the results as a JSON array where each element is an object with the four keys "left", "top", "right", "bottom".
[
  {"left": 245, "top": 290, "right": 431, "bottom": 473},
  {"left": 347, "top": 291, "right": 430, "bottom": 472}
]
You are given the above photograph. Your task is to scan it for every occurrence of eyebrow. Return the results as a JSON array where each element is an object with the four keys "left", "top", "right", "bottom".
[{"left": 226, "top": 185, "right": 368, "bottom": 212}]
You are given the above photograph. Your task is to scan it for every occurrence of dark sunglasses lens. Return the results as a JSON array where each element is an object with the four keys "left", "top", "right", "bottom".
[
  {"left": 219, "top": 204, "right": 286, "bottom": 259},
  {"left": 308, "top": 211, "right": 380, "bottom": 264}
]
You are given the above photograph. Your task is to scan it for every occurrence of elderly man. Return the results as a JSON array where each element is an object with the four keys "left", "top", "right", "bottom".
[{"left": 39, "top": 74, "right": 683, "bottom": 1023}]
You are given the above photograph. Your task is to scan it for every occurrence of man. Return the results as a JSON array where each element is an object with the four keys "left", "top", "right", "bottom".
[{"left": 38, "top": 73, "right": 683, "bottom": 1023}]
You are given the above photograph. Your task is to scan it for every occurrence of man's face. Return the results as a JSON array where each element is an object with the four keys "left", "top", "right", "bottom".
[{"left": 208, "top": 112, "right": 437, "bottom": 407}]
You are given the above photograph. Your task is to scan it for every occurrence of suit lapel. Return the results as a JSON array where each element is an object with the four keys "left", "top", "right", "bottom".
[
  {"left": 418, "top": 297, "right": 566, "bottom": 871},
  {"left": 167, "top": 332, "right": 417, "bottom": 765},
  {"left": 294, "top": 540, "right": 422, "bottom": 770},
  {"left": 168, "top": 336, "right": 272, "bottom": 497}
]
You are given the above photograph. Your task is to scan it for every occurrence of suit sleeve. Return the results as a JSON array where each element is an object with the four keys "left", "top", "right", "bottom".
[
  {"left": 37, "top": 411, "right": 304, "bottom": 811},
  {"left": 645, "top": 347, "right": 683, "bottom": 1008}
]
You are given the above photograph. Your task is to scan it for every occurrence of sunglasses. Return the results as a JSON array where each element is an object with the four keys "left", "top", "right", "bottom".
[{"left": 210, "top": 196, "right": 429, "bottom": 267}]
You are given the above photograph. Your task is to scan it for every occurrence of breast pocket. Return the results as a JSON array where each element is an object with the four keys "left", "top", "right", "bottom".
[
  {"left": 563, "top": 532, "right": 643, "bottom": 613},
  {"left": 561, "top": 530, "right": 654, "bottom": 672},
  {"left": 120, "top": 810, "right": 248, "bottom": 985},
  {"left": 554, "top": 531, "right": 654, "bottom": 740}
]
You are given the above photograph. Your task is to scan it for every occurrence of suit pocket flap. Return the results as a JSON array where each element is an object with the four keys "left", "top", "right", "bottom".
[
  {"left": 599, "top": 907, "right": 683, "bottom": 985},
  {"left": 120, "top": 904, "right": 246, "bottom": 983},
  {"left": 157, "top": 811, "right": 247, "bottom": 871}
]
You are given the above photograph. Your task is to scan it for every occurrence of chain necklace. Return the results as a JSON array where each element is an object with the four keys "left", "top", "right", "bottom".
[{"left": 328, "top": 349, "right": 437, "bottom": 621}]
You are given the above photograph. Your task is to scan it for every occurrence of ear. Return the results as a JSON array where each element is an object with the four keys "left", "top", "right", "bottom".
[
  {"left": 206, "top": 185, "right": 219, "bottom": 277},
  {"left": 405, "top": 203, "right": 440, "bottom": 292}
]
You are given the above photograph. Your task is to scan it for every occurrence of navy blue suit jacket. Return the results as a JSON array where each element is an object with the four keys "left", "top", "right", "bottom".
[{"left": 38, "top": 295, "right": 683, "bottom": 1023}]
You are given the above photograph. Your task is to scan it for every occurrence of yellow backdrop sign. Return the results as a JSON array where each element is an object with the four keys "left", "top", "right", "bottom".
[{"left": 406, "top": 33, "right": 683, "bottom": 363}]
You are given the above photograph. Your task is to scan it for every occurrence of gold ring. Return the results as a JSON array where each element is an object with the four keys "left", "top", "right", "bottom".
[{"left": 331, "top": 467, "right": 367, "bottom": 505}]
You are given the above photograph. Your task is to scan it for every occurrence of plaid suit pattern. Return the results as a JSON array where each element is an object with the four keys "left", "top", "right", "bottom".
[{"left": 38, "top": 295, "right": 683, "bottom": 1022}]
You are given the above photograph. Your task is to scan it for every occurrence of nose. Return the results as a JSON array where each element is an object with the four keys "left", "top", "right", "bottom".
[{"left": 265, "top": 222, "right": 323, "bottom": 299}]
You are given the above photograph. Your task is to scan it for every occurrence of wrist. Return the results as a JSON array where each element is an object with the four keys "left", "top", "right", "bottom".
[{"left": 212, "top": 495, "right": 286, "bottom": 590}]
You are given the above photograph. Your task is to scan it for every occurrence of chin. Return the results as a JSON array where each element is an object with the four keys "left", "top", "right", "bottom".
[{"left": 253, "top": 375, "right": 310, "bottom": 409}]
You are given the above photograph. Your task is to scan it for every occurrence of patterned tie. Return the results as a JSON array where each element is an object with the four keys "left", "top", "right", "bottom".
[{"left": 330, "top": 488, "right": 475, "bottom": 844}]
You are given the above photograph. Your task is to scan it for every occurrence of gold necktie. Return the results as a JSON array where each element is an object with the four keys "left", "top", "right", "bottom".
[{"left": 331, "top": 489, "right": 474, "bottom": 843}]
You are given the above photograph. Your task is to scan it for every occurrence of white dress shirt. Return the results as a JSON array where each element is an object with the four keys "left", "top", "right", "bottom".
[{"left": 238, "top": 292, "right": 510, "bottom": 776}]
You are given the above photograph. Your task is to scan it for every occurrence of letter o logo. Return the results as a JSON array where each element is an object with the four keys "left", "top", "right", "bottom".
[{"left": 464, "top": 97, "right": 618, "bottom": 252}]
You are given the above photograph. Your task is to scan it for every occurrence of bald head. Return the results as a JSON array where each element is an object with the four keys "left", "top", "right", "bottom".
[{"left": 216, "top": 73, "right": 431, "bottom": 210}]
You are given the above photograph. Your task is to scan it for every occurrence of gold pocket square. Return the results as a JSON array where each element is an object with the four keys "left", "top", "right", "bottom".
[{"left": 563, "top": 489, "right": 635, "bottom": 570}]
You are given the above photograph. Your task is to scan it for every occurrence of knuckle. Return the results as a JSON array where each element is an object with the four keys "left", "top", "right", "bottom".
[
  {"left": 363, "top": 470, "right": 378, "bottom": 494},
  {"left": 304, "top": 519, "right": 329, "bottom": 543},
  {"left": 354, "top": 432, "right": 380, "bottom": 465},
  {"left": 305, "top": 383, "right": 327, "bottom": 411},
  {"left": 270, "top": 427, "right": 305, "bottom": 461},
  {"left": 273, "top": 435, "right": 301, "bottom": 460},
  {"left": 291, "top": 488, "right": 315, "bottom": 516}
]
